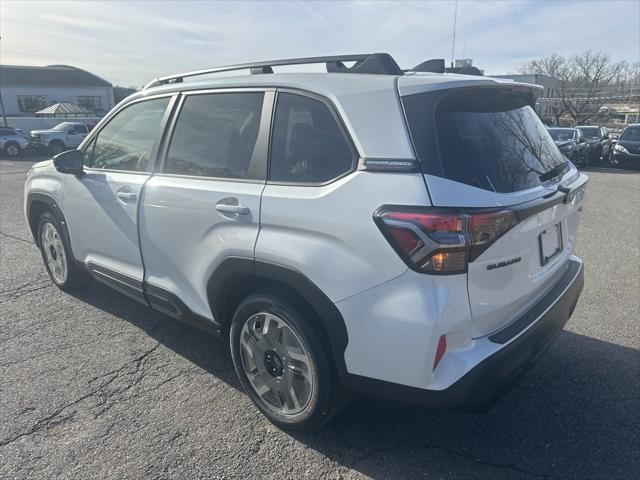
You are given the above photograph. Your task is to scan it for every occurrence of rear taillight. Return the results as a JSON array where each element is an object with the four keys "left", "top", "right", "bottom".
[{"left": 374, "top": 207, "right": 519, "bottom": 274}]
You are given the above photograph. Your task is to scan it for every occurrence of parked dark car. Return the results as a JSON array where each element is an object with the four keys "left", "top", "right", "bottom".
[
  {"left": 547, "top": 127, "right": 589, "bottom": 165},
  {"left": 611, "top": 124, "right": 640, "bottom": 168},
  {"left": 575, "top": 126, "right": 612, "bottom": 165}
]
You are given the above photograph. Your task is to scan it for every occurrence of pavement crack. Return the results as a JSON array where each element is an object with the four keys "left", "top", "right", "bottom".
[
  {"left": 348, "top": 440, "right": 413, "bottom": 468},
  {"left": 420, "top": 442, "right": 552, "bottom": 479},
  {"left": 0, "top": 270, "right": 50, "bottom": 303},
  {"left": 0, "top": 230, "right": 34, "bottom": 245},
  {"left": 0, "top": 342, "right": 163, "bottom": 447}
]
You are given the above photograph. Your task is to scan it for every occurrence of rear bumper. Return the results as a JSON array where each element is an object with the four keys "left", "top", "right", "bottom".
[{"left": 343, "top": 257, "right": 584, "bottom": 410}]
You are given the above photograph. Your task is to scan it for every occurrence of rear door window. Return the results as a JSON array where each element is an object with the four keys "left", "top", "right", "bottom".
[
  {"left": 164, "top": 92, "right": 264, "bottom": 179},
  {"left": 402, "top": 89, "right": 568, "bottom": 193},
  {"left": 578, "top": 127, "right": 600, "bottom": 139},
  {"left": 269, "top": 93, "right": 355, "bottom": 183}
]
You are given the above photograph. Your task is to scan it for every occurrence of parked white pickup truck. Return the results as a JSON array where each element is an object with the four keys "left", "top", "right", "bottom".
[{"left": 30, "top": 122, "right": 89, "bottom": 155}]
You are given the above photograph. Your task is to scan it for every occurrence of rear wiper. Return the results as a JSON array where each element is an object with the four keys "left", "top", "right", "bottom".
[{"left": 539, "top": 162, "right": 568, "bottom": 182}]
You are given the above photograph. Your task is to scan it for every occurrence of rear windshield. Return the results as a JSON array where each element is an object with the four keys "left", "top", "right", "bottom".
[
  {"left": 577, "top": 127, "right": 599, "bottom": 138},
  {"left": 619, "top": 126, "right": 640, "bottom": 141},
  {"left": 548, "top": 129, "right": 575, "bottom": 141},
  {"left": 402, "top": 89, "right": 568, "bottom": 193}
]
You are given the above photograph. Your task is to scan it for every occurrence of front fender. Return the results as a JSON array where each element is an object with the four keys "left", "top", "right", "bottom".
[{"left": 24, "top": 163, "right": 66, "bottom": 244}]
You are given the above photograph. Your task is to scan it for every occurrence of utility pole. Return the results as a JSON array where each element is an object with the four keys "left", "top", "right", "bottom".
[
  {"left": 0, "top": 91, "right": 7, "bottom": 128},
  {"left": 450, "top": 0, "right": 458, "bottom": 68},
  {"left": 0, "top": 34, "right": 6, "bottom": 127}
]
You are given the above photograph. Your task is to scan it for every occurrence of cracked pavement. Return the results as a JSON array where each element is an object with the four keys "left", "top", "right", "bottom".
[{"left": 1, "top": 156, "right": 638, "bottom": 479}]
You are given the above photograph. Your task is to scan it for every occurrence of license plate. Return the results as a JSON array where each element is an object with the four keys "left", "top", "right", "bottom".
[{"left": 539, "top": 223, "right": 563, "bottom": 266}]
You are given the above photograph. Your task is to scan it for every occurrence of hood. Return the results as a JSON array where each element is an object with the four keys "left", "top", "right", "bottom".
[
  {"left": 617, "top": 139, "right": 640, "bottom": 147},
  {"left": 30, "top": 129, "right": 60, "bottom": 135},
  {"left": 554, "top": 140, "right": 574, "bottom": 148},
  {"left": 32, "top": 159, "right": 54, "bottom": 169},
  {"left": 617, "top": 139, "right": 640, "bottom": 154}
]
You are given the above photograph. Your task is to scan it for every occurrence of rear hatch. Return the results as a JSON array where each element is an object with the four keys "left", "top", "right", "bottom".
[{"left": 399, "top": 81, "right": 588, "bottom": 337}]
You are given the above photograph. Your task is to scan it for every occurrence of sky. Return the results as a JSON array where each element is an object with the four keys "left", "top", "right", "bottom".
[{"left": 1, "top": 0, "right": 639, "bottom": 87}]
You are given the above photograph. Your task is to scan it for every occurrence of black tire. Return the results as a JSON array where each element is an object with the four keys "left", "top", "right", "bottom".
[
  {"left": 230, "top": 290, "right": 345, "bottom": 431},
  {"left": 37, "top": 211, "right": 86, "bottom": 291},
  {"left": 49, "top": 140, "right": 65, "bottom": 156},
  {"left": 4, "top": 141, "right": 20, "bottom": 158}
]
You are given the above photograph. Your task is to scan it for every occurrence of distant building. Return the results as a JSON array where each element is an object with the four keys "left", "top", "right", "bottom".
[
  {"left": 455, "top": 59, "right": 474, "bottom": 68},
  {"left": 493, "top": 74, "right": 562, "bottom": 123},
  {"left": 0, "top": 64, "right": 114, "bottom": 117},
  {"left": 448, "top": 58, "right": 484, "bottom": 76}
]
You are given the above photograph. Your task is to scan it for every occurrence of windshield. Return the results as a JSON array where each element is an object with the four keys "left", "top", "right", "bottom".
[
  {"left": 548, "top": 129, "right": 575, "bottom": 141},
  {"left": 619, "top": 126, "right": 640, "bottom": 141},
  {"left": 577, "top": 127, "right": 599, "bottom": 139},
  {"left": 52, "top": 122, "right": 74, "bottom": 131},
  {"left": 402, "top": 88, "right": 568, "bottom": 193}
]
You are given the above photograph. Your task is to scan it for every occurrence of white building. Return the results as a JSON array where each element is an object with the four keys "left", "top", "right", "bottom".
[
  {"left": 0, "top": 64, "right": 114, "bottom": 117},
  {"left": 493, "top": 74, "right": 563, "bottom": 123}
]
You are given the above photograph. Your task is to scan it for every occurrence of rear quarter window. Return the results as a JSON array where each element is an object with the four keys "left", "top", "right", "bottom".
[
  {"left": 402, "top": 88, "right": 568, "bottom": 193},
  {"left": 269, "top": 93, "right": 355, "bottom": 184}
]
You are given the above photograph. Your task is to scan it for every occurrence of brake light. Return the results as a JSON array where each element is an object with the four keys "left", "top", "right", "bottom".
[{"left": 374, "top": 207, "right": 519, "bottom": 274}]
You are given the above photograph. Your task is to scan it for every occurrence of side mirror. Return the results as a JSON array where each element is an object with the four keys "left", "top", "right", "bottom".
[
  {"left": 579, "top": 138, "right": 587, "bottom": 143},
  {"left": 53, "top": 149, "right": 83, "bottom": 175}
]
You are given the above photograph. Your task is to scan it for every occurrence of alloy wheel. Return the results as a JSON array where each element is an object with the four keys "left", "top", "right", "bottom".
[
  {"left": 239, "top": 312, "right": 314, "bottom": 415},
  {"left": 41, "top": 222, "right": 68, "bottom": 284},
  {"left": 5, "top": 144, "right": 19, "bottom": 157}
]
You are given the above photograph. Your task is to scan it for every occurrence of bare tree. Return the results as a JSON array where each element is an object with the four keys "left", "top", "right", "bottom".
[{"left": 521, "top": 51, "right": 626, "bottom": 124}]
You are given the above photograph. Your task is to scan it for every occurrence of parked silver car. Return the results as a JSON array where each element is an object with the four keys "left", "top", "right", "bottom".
[
  {"left": 0, "top": 126, "right": 30, "bottom": 157},
  {"left": 30, "top": 122, "right": 89, "bottom": 155}
]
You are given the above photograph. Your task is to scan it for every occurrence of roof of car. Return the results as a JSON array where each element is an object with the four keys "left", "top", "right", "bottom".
[
  {"left": 123, "top": 70, "right": 542, "bottom": 161},
  {"left": 136, "top": 71, "right": 539, "bottom": 101}
]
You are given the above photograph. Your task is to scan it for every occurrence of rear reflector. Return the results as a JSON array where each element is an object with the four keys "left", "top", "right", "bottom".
[
  {"left": 433, "top": 335, "right": 447, "bottom": 370},
  {"left": 374, "top": 207, "right": 519, "bottom": 274}
]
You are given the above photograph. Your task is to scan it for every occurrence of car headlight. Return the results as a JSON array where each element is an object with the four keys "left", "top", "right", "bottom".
[{"left": 614, "top": 144, "right": 629, "bottom": 154}]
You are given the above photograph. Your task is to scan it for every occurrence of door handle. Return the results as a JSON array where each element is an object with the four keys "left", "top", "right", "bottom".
[
  {"left": 215, "top": 203, "right": 249, "bottom": 215},
  {"left": 116, "top": 190, "right": 137, "bottom": 203}
]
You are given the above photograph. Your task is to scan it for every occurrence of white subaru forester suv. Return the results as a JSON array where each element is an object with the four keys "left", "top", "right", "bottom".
[{"left": 24, "top": 54, "right": 586, "bottom": 430}]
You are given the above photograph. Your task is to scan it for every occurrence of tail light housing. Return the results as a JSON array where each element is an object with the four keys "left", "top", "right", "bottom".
[{"left": 374, "top": 206, "right": 519, "bottom": 274}]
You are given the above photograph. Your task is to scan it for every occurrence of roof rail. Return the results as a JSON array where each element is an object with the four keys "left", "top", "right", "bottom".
[{"left": 144, "top": 53, "right": 402, "bottom": 89}]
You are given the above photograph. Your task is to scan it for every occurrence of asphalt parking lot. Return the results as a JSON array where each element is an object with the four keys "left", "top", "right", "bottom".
[{"left": 0, "top": 154, "right": 638, "bottom": 479}]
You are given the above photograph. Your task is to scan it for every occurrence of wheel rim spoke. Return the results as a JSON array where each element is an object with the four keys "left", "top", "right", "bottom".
[
  {"left": 239, "top": 311, "right": 314, "bottom": 415},
  {"left": 41, "top": 222, "right": 67, "bottom": 284}
]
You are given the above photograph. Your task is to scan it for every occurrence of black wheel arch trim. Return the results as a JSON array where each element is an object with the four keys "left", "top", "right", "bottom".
[
  {"left": 207, "top": 257, "right": 350, "bottom": 381},
  {"left": 26, "top": 193, "right": 70, "bottom": 248}
]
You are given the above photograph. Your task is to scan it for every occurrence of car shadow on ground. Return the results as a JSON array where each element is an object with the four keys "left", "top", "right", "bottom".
[
  {"left": 70, "top": 279, "right": 638, "bottom": 479},
  {"left": 580, "top": 165, "right": 639, "bottom": 174}
]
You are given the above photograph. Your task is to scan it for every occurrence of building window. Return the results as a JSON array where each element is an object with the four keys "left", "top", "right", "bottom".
[
  {"left": 77, "top": 96, "right": 102, "bottom": 111},
  {"left": 17, "top": 95, "right": 47, "bottom": 113}
]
